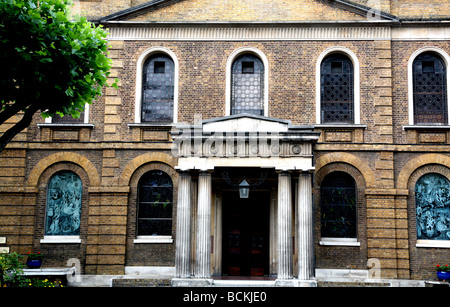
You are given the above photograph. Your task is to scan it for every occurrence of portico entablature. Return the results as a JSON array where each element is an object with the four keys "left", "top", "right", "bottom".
[{"left": 170, "top": 114, "right": 321, "bottom": 171}]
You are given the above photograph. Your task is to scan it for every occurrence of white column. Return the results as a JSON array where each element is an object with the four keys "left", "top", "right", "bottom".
[
  {"left": 195, "top": 171, "right": 212, "bottom": 278},
  {"left": 277, "top": 171, "right": 293, "bottom": 280},
  {"left": 175, "top": 171, "right": 192, "bottom": 278},
  {"left": 297, "top": 172, "right": 314, "bottom": 280}
]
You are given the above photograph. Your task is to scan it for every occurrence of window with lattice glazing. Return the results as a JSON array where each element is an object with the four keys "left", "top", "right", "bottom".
[
  {"left": 52, "top": 110, "right": 85, "bottom": 123},
  {"left": 413, "top": 52, "right": 448, "bottom": 125},
  {"left": 142, "top": 54, "right": 174, "bottom": 123},
  {"left": 137, "top": 170, "right": 173, "bottom": 236},
  {"left": 231, "top": 54, "right": 264, "bottom": 116},
  {"left": 320, "top": 54, "right": 354, "bottom": 124},
  {"left": 320, "top": 172, "right": 357, "bottom": 238}
]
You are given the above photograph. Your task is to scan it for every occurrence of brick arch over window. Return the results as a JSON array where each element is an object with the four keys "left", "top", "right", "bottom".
[
  {"left": 27, "top": 152, "right": 100, "bottom": 187},
  {"left": 315, "top": 152, "right": 375, "bottom": 188},
  {"left": 119, "top": 152, "right": 177, "bottom": 187},
  {"left": 397, "top": 154, "right": 450, "bottom": 190}
]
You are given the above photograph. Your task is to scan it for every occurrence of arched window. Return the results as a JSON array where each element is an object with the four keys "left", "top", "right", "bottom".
[
  {"left": 45, "top": 171, "right": 82, "bottom": 236},
  {"left": 320, "top": 53, "right": 354, "bottom": 124},
  {"left": 320, "top": 172, "right": 357, "bottom": 238},
  {"left": 415, "top": 173, "right": 450, "bottom": 240},
  {"left": 137, "top": 170, "right": 173, "bottom": 236},
  {"left": 141, "top": 54, "right": 175, "bottom": 123},
  {"left": 413, "top": 52, "right": 448, "bottom": 125},
  {"left": 231, "top": 54, "right": 265, "bottom": 116}
]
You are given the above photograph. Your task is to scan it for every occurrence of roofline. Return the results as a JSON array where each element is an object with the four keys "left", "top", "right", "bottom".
[{"left": 96, "top": 0, "right": 401, "bottom": 24}]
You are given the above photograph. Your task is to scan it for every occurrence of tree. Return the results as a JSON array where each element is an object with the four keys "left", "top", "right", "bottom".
[{"left": 0, "top": 0, "right": 116, "bottom": 151}]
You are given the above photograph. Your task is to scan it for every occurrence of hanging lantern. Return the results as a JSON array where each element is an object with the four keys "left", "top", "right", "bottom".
[{"left": 239, "top": 179, "right": 250, "bottom": 198}]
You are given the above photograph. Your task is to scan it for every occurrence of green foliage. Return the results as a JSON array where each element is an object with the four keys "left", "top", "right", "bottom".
[
  {"left": 0, "top": 252, "right": 26, "bottom": 287},
  {"left": 0, "top": 0, "right": 116, "bottom": 150},
  {"left": 436, "top": 264, "right": 450, "bottom": 272}
]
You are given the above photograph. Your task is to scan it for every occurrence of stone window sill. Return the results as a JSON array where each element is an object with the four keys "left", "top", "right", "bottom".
[
  {"left": 40, "top": 236, "right": 81, "bottom": 244},
  {"left": 319, "top": 237, "right": 360, "bottom": 246},
  {"left": 38, "top": 123, "right": 94, "bottom": 142},
  {"left": 402, "top": 126, "right": 450, "bottom": 144},
  {"left": 416, "top": 240, "right": 450, "bottom": 249},
  {"left": 133, "top": 236, "right": 173, "bottom": 244}
]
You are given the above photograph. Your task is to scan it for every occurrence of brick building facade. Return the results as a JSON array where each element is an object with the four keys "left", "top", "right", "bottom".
[{"left": 0, "top": 0, "right": 449, "bottom": 286}]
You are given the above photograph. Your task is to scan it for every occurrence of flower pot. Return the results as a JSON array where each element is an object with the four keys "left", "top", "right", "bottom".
[
  {"left": 437, "top": 271, "right": 450, "bottom": 281},
  {"left": 26, "top": 259, "right": 42, "bottom": 269}
]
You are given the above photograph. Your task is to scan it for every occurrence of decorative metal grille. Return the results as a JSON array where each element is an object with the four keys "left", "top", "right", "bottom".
[
  {"left": 231, "top": 54, "right": 264, "bottom": 116},
  {"left": 320, "top": 172, "right": 357, "bottom": 238},
  {"left": 142, "top": 54, "right": 174, "bottom": 123},
  {"left": 45, "top": 171, "right": 82, "bottom": 236},
  {"left": 413, "top": 52, "right": 448, "bottom": 125},
  {"left": 415, "top": 173, "right": 450, "bottom": 240},
  {"left": 320, "top": 54, "right": 354, "bottom": 124},
  {"left": 137, "top": 170, "right": 173, "bottom": 236}
]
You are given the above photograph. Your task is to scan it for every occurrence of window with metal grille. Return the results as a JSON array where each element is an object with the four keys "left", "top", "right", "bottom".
[
  {"left": 231, "top": 54, "right": 264, "bottom": 116},
  {"left": 320, "top": 172, "right": 357, "bottom": 238},
  {"left": 413, "top": 52, "right": 448, "bottom": 125},
  {"left": 137, "top": 170, "right": 173, "bottom": 236},
  {"left": 320, "top": 54, "right": 354, "bottom": 124},
  {"left": 52, "top": 110, "right": 85, "bottom": 124},
  {"left": 142, "top": 54, "right": 174, "bottom": 123}
]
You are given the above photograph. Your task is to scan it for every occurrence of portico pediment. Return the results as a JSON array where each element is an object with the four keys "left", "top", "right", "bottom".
[{"left": 202, "top": 114, "right": 290, "bottom": 133}]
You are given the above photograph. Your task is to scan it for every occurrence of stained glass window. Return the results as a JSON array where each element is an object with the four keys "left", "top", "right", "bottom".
[
  {"left": 321, "top": 53, "right": 354, "bottom": 124},
  {"left": 137, "top": 170, "right": 173, "bottom": 236},
  {"left": 320, "top": 172, "right": 357, "bottom": 238},
  {"left": 45, "top": 171, "right": 82, "bottom": 236},
  {"left": 413, "top": 52, "right": 448, "bottom": 125},
  {"left": 231, "top": 54, "right": 264, "bottom": 116},
  {"left": 142, "top": 54, "right": 174, "bottom": 123},
  {"left": 415, "top": 173, "right": 450, "bottom": 240}
]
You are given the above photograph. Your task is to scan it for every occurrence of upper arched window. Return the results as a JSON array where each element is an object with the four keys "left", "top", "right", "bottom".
[
  {"left": 320, "top": 53, "right": 354, "bottom": 124},
  {"left": 231, "top": 54, "right": 265, "bottom": 116},
  {"left": 141, "top": 54, "right": 175, "bottom": 123},
  {"left": 320, "top": 171, "right": 357, "bottom": 238},
  {"left": 415, "top": 173, "right": 450, "bottom": 241},
  {"left": 137, "top": 170, "right": 173, "bottom": 236},
  {"left": 45, "top": 171, "right": 82, "bottom": 236},
  {"left": 412, "top": 52, "right": 448, "bottom": 125}
]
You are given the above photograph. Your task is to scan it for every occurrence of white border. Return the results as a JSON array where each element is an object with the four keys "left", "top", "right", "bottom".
[
  {"left": 135, "top": 47, "right": 179, "bottom": 124},
  {"left": 407, "top": 46, "right": 450, "bottom": 126},
  {"left": 225, "top": 47, "right": 270, "bottom": 117},
  {"left": 316, "top": 47, "right": 361, "bottom": 125}
]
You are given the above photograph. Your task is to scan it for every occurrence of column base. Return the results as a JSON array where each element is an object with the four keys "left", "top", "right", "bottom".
[
  {"left": 171, "top": 278, "right": 214, "bottom": 287},
  {"left": 275, "top": 279, "right": 318, "bottom": 287}
]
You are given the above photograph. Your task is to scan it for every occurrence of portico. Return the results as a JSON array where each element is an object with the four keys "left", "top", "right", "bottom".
[{"left": 170, "top": 114, "right": 320, "bottom": 286}]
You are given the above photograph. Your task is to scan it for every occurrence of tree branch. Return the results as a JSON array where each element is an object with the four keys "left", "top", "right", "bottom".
[{"left": 0, "top": 104, "right": 39, "bottom": 152}]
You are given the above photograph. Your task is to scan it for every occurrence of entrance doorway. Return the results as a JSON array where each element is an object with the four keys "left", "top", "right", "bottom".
[{"left": 222, "top": 190, "right": 270, "bottom": 276}]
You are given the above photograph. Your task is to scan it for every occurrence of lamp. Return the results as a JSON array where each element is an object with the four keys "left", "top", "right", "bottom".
[{"left": 239, "top": 179, "right": 250, "bottom": 198}]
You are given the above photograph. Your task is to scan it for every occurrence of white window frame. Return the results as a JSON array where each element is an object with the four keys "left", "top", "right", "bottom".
[
  {"left": 316, "top": 47, "right": 361, "bottom": 125},
  {"left": 226, "top": 47, "right": 269, "bottom": 117},
  {"left": 407, "top": 46, "right": 450, "bottom": 126},
  {"left": 135, "top": 47, "right": 179, "bottom": 124}
]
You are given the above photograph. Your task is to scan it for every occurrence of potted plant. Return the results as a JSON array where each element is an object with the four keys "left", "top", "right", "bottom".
[
  {"left": 436, "top": 264, "right": 450, "bottom": 282},
  {"left": 26, "top": 251, "right": 43, "bottom": 269}
]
